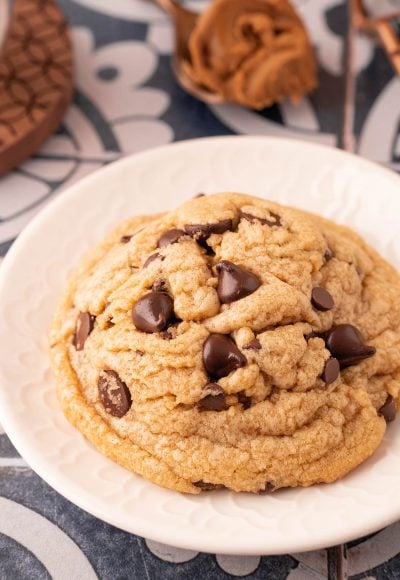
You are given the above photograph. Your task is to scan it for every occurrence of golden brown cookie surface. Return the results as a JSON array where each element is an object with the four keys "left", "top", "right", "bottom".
[{"left": 50, "top": 193, "right": 400, "bottom": 494}]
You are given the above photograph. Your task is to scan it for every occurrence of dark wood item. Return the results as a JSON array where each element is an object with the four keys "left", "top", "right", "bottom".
[{"left": 0, "top": 0, "right": 74, "bottom": 176}]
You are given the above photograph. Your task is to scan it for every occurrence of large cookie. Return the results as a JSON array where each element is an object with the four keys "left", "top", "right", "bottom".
[{"left": 49, "top": 193, "right": 400, "bottom": 494}]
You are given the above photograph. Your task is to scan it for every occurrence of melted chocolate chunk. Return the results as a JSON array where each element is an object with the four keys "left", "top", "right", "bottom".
[
  {"left": 184, "top": 219, "right": 233, "bottom": 239},
  {"left": 157, "top": 229, "right": 185, "bottom": 248},
  {"left": 204, "top": 382, "right": 223, "bottom": 395},
  {"left": 160, "top": 329, "right": 172, "bottom": 340},
  {"left": 238, "top": 392, "right": 252, "bottom": 409},
  {"left": 104, "top": 318, "right": 115, "bottom": 330},
  {"left": 258, "top": 482, "right": 277, "bottom": 494},
  {"left": 143, "top": 253, "right": 163, "bottom": 268},
  {"left": 322, "top": 358, "right": 340, "bottom": 384},
  {"left": 378, "top": 395, "right": 396, "bottom": 423},
  {"left": 152, "top": 279, "right": 168, "bottom": 293},
  {"left": 216, "top": 261, "right": 261, "bottom": 304},
  {"left": 197, "top": 238, "right": 216, "bottom": 256},
  {"left": 73, "top": 312, "right": 95, "bottom": 351},
  {"left": 98, "top": 370, "right": 132, "bottom": 418},
  {"left": 311, "top": 287, "right": 335, "bottom": 312},
  {"left": 239, "top": 210, "right": 281, "bottom": 227},
  {"left": 193, "top": 481, "right": 224, "bottom": 491},
  {"left": 243, "top": 338, "right": 262, "bottom": 350},
  {"left": 325, "top": 324, "right": 376, "bottom": 368},
  {"left": 203, "top": 334, "right": 246, "bottom": 379},
  {"left": 199, "top": 384, "right": 227, "bottom": 411},
  {"left": 120, "top": 235, "right": 133, "bottom": 243},
  {"left": 132, "top": 291, "right": 174, "bottom": 333},
  {"left": 324, "top": 248, "right": 335, "bottom": 261}
]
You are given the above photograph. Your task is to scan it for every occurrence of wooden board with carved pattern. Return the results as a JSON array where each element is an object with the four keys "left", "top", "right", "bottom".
[{"left": 0, "top": 0, "right": 73, "bottom": 176}]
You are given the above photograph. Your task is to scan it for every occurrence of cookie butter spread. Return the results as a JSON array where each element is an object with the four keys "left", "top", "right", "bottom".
[
  {"left": 187, "top": 0, "right": 317, "bottom": 109},
  {"left": 50, "top": 192, "right": 399, "bottom": 494}
]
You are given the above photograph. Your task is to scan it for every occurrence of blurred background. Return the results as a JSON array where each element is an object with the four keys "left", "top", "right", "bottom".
[{"left": 0, "top": 0, "right": 399, "bottom": 256}]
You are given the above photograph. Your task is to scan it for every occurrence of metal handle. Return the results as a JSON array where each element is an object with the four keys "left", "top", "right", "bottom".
[
  {"left": 327, "top": 545, "right": 348, "bottom": 580},
  {"left": 351, "top": 0, "right": 400, "bottom": 76},
  {"left": 375, "top": 20, "right": 400, "bottom": 76}
]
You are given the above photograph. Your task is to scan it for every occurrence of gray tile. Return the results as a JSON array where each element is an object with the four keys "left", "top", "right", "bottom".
[
  {"left": 0, "top": 434, "right": 20, "bottom": 458},
  {"left": 0, "top": 533, "right": 50, "bottom": 580}
]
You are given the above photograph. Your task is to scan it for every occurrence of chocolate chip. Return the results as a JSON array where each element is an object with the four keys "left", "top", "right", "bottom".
[
  {"left": 104, "top": 318, "right": 115, "bottom": 330},
  {"left": 160, "top": 329, "right": 172, "bottom": 340},
  {"left": 325, "top": 324, "right": 376, "bottom": 368},
  {"left": 311, "top": 287, "right": 334, "bottom": 312},
  {"left": 183, "top": 218, "right": 227, "bottom": 254},
  {"left": 239, "top": 210, "right": 281, "bottom": 227},
  {"left": 197, "top": 238, "right": 216, "bottom": 256},
  {"left": 98, "top": 370, "right": 132, "bottom": 418},
  {"left": 324, "top": 248, "right": 335, "bottom": 261},
  {"left": 157, "top": 229, "right": 185, "bottom": 248},
  {"left": 132, "top": 291, "right": 174, "bottom": 333},
  {"left": 199, "top": 384, "right": 227, "bottom": 411},
  {"left": 216, "top": 261, "right": 261, "bottom": 304},
  {"left": 136, "top": 350, "right": 144, "bottom": 356},
  {"left": 143, "top": 253, "right": 162, "bottom": 268},
  {"left": 204, "top": 382, "right": 223, "bottom": 395},
  {"left": 238, "top": 392, "right": 252, "bottom": 409},
  {"left": 378, "top": 395, "right": 396, "bottom": 423},
  {"left": 73, "top": 312, "right": 95, "bottom": 351},
  {"left": 355, "top": 265, "right": 363, "bottom": 277},
  {"left": 203, "top": 334, "right": 246, "bottom": 379},
  {"left": 184, "top": 219, "right": 233, "bottom": 239},
  {"left": 193, "top": 480, "right": 224, "bottom": 491},
  {"left": 243, "top": 338, "right": 262, "bottom": 350},
  {"left": 322, "top": 357, "right": 340, "bottom": 384},
  {"left": 258, "top": 482, "right": 277, "bottom": 494},
  {"left": 305, "top": 331, "right": 317, "bottom": 341},
  {"left": 120, "top": 235, "right": 133, "bottom": 243},
  {"left": 152, "top": 279, "right": 168, "bottom": 293},
  {"left": 267, "top": 212, "right": 282, "bottom": 226},
  {"left": 194, "top": 193, "right": 205, "bottom": 198}
]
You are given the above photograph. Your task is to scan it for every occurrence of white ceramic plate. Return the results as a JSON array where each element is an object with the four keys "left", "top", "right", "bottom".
[{"left": 0, "top": 136, "right": 399, "bottom": 556}]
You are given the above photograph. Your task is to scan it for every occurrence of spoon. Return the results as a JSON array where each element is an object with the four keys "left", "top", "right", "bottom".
[
  {"left": 151, "top": 0, "right": 224, "bottom": 103},
  {"left": 352, "top": 0, "right": 400, "bottom": 76}
]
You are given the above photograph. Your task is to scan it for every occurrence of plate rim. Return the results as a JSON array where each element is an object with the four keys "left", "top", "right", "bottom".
[{"left": 0, "top": 135, "right": 400, "bottom": 556}]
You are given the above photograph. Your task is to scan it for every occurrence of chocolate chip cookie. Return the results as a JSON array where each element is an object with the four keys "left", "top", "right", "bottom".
[{"left": 49, "top": 193, "right": 400, "bottom": 494}]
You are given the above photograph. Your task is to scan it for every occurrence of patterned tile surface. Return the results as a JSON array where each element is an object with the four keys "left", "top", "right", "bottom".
[{"left": 0, "top": 1, "right": 399, "bottom": 577}]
